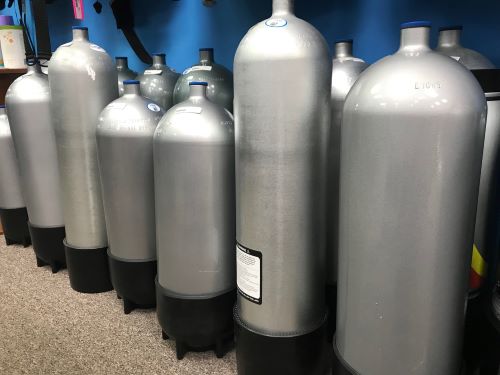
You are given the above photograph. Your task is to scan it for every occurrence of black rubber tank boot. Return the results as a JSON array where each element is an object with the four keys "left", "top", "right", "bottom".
[
  {"left": 156, "top": 279, "right": 236, "bottom": 360},
  {"left": 29, "top": 222, "right": 66, "bottom": 273},
  {"left": 64, "top": 239, "right": 113, "bottom": 293},
  {"left": 108, "top": 250, "right": 156, "bottom": 314},
  {"left": 0, "top": 207, "right": 30, "bottom": 247}
]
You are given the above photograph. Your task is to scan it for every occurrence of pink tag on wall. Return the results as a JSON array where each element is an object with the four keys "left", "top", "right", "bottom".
[{"left": 72, "top": 0, "right": 84, "bottom": 20}]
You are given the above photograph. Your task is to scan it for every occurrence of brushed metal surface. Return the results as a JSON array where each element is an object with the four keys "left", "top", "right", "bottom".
[
  {"left": 436, "top": 28, "right": 495, "bottom": 69},
  {"left": 115, "top": 57, "right": 137, "bottom": 96},
  {"left": 6, "top": 63, "right": 63, "bottom": 227},
  {"left": 137, "top": 54, "right": 179, "bottom": 111},
  {"left": 97, "top": 82, "right": 163, "bottom": 261},
  {"left": 49, "top": 28, "right": 118, "bottom": 248},
  {"left": 327, "top": 40, "right": 368, "bottom": 287},
  {"left": 234, "top": 0, "right": 331, "bottom": 335},
  {"left": 173, "top": 48, "right": 234, "bottom": 112},
  {"left": 0, "top": 107, "right": 24, "bottom": 209},
  {"left": 154, "top": 83, "right": 235, "bottom": 297}
]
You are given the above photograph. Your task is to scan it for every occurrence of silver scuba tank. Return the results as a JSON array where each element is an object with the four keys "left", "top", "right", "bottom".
[
  {"left": 5, "top": 60, "right": 65, "bottom": 270},
  {"left": 436, "top": 26, "right": 495, "bottom": 70},
  {"left": 326, "top": 39, "right": 368, "bottom": 336},
  {"left": 137, "top": 53, "right": 179, "bottom": 111},
  {"left": 233, "top": 0, "right": 331, "bottom": 373},
  {"left": 0, "top": 105, "right": 30, "bottom": 247},
  {"left": 173, "top": 48, "right": 234, "bottom": 112},
  {"left": 154, "top": 81, "right": 235, "bottom": 359},
  {"left": 97, "top": 80, "right": 163, "bottom": 313},
  {"left": 115, "top": 56, "right": 137, "bottom": 96},
  {"left": 335, "top": 21, "right": 486, "bottom": 375},
  {"left": 49, "top": 26, "right": 118, "bottom": 293},
  {"left": 437, "top": 26, "right": 497, "bottom": 296}
]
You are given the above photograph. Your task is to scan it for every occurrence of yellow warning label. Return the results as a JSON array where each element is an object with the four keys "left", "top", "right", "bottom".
[{"left": 471, "top": 244, "right": 487, "bottom": 278}]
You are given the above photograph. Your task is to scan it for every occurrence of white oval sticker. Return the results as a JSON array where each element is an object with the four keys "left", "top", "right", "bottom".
[
  {"left": 148, "top": 103, "right": 161, "bottom": 112},
  {"left": 144, "top": 69, "right": 162, "bottom": 75},
  {"left": 175, "top": 106, "right": 202, "bottom": 114},
  {"left": 265, "top": 18, "right": 287, "bottom": 27},
  {"left": 182, "top": 65, "right": 213, "bottom": 74}
]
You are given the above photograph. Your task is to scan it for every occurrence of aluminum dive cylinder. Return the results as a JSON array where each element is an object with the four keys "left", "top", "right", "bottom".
[
  {"left": 5, "top": 60, "right": 65, "bottom": 271},
  {"left": 234, "top": 0, "right": 331, "bottom": 373},
  {"left": 326, "top": 39, "right": 367, "bottom": 339},
  {"left": 462, "top": 69, "right": 500, "bottom": 374},
  {"left": 49, "top": 26, "right": 117, "bottom": 293},
  {"left": 137, "top": 53, "right": 179, "bottom": 111},
  {"left": 115, "top": 56, "right": 137, "bottom": 96},
  {"left": 436, "top": 26, "right": 495, "bottom": 70},
  {"left": 0, "top": 105, "right": 30, "bottom": 247},
  {"left": 334, "top": 21, "right": 486, "bottom": 375},
  {"left": 173, "top": 48, "right": 234, "bottom": 112},
  {"left": 97, "top": 80, "right": 164, "bottom": 313},
  {"left": 154, "top": 81, "right": 236, "bottom": 360},
  {"left": 437, "top": 29, "right": 497, "bottom": 296}
]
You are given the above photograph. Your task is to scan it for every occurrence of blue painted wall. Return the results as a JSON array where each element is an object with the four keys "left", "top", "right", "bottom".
[{"left": 2, "top": 0, "right": 500, "bottom": 72}]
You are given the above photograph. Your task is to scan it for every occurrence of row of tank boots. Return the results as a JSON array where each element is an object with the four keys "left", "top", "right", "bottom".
[
  {"left": 35, "top": 256, "right": 64, "bottom": 274},
  {"left": 161, "top": 330, "right": 234, "bottom": 360},
  {"left": 5, "top": 235, "right": 31, "bottom": 247}
]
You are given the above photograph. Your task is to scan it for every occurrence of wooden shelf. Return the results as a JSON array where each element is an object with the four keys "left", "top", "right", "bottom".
[{"left": 0, "top": 68, "right": 27, "bottom": 74}]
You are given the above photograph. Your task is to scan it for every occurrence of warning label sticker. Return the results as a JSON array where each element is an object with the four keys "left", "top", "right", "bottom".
[
  {"left": 144, "top": 69, "right": 163, "bottom": 75},
  {"left": 236, "top": 243, "right": 262, "bottom": 304}
]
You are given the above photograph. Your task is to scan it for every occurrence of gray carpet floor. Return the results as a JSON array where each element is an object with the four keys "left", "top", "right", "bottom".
[{"left": 0, "top": 236, "right": 236, "bottom": 374}]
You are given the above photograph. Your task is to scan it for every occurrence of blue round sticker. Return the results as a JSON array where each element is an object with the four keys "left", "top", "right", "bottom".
[{"left": 265, "top": 18, "right": 287, "bottom": 27}]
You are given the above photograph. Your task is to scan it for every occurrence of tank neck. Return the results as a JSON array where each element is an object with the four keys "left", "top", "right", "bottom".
[
  {"left": 116, "top": 57, "right": 128, "bottom": 71},
  {"left": 189, "top": 84, "right": 207, "bottom": 99},
  {"left": 27, "top": 63, "right": 42, "bottom": 74},
  {"left": 335, "top": 42, "right": 353, "bottom": 58},
  {"left": 123, "top": 83, "right": 141, "bottom": 96},
  {"left": 72, "top": 28, "right": 89, "bottom": 42},
  {"left": 398, "top": 26, "right": 431, "bottom": 53},
  {"left": 199, "top": 49, "right": 214, "bottom": 64},
  {"left": 153, "top": 54, "right": 166, "bottom": 67},
  {"left": 438, "top": 29, "right": 461, "bottom": 48},
  {"left": 272, "top": 0, "right": 294, "bottom": 15}
]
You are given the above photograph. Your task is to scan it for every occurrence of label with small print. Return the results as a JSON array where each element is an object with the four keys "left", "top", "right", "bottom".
[
  {"left": 144, "top": 69, "right": 163, "bottom": 75},
  {"left": 147, "top": 103, "right": 161, "bottom": 112},
  {"left": 183, "top": 65, "right": 213, "bottom": 74},
  {"left": 236, "top": 243, "right": 262, "bottom": 304},
  {"left": 265, "top": 18, "right": 287, "bottom": 27},
  {"left": 175, "top": 106, "right": 202, "bottom": 114},
  {"left": 451, "top": 56, "right": 461, "bottom": 61},
  {"left": 415, "top": 81, "right": 441, "bottom": 90},
  {"left": 90, "top": 44, "right": 106, "bottom": 53},
  {"left": 107, "top": 103, "right": 127, "bottom": 110}
]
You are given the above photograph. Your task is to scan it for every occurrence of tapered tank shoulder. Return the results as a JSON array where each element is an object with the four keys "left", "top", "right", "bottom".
[
  {"left": 0, "top": 114, "right": 11, "bottom": 136},
  {"left": 6, "top": 71, "right": 49, "bottom": 101},
  {"left": 234, "top": 13, "right": 330, "bottom": 62},
  {"left": 436, "top": 45, "right": 495, "bottom": 70},
  {"left": 154, "top": 99, "right": 234, "bottom": 144},
  {"left": 50, "top": 40, "right": 114, "bottom": 72},
  {"left": 344, "top": 50, "right": 486, "bottom": 115},
  {"left": 97, "top": 96, "right": 164, "bottom": 134}
]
